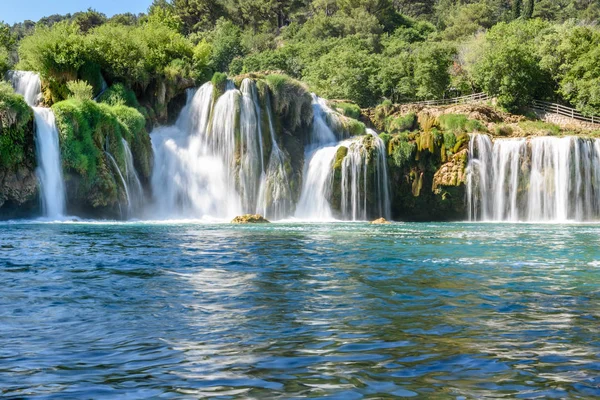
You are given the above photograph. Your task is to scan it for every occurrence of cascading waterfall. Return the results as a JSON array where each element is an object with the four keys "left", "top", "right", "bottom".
[
  {"left": 105, "top": 150, "right": 131, "bottom": 219},
  {"left": 238, "top": 79, "right": 265, "bottom": 212},
  {"left": 151, "top": 82, "right": 242, "bottom": 219},
  {"left": 256, "top": 91, "right": 293, "bottom": 219},
  {"left": 467, "top": 134, "right": 600, "bottom": 222},
  {"left": 121, "top": 139, "right": 144, "bottom": 218},
  {"left": 295, "top": 97, "right": 391, "bottom": 221},
  {"left": 8, "top": 71, "right": 66, "bottom": 218},
  {"left": 294, "top": 95, "right": 343, "bottom": 220},
  {"left": 151, "top": 81, "right": 391, "bottom": 221},
  {"left": 340, "top": 130, "right": 391, "bottom": 221}
]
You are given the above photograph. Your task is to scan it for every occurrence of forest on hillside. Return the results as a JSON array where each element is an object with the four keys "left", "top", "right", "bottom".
[{"left": 1, "top": 0, "right": 599, "bottom": 115}]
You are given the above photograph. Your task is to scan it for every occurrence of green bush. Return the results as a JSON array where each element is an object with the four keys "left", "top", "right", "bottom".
[
  {"left": 97, "top": 83, "right": 140, "bottom": 108},
  {"left": 52, "top": 98, "right": 151, "bottom": 207},
  {"left": 438, "top": 114, "right": 468, "bottom": 132},
  {"left": 335, "top": 102, "right": 361, "bottom": 120},
  {"left": 443, "top": 132, "right": 457, "bottom": 150},
  {"left": 0, "top": 82, "right": 34, "bottom": 169},
  {"left": 67, "top": 80, "right": 94, "bottom": 101},
  {"left": 388, "top": 112, "right": 416, "bottom": 133},
  {"left": 389, "top": 134, "right": 416, "bottom": 168}
]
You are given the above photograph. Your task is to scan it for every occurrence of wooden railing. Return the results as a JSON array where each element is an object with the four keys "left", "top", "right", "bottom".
[
  {"left": 402, "top": 93, "right": 600, "bottom": 128},
  {"left": 531, "top": 99, "right": 599, "bottom": 127},
  {"left": 402, "top": 92, "right": 491, "bottom": 107}
]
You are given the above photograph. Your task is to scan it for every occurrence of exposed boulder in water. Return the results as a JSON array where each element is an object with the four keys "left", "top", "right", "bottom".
[
  {"left": 231, "top": 214, "right": 270, "bottom": 224},
  {"left": 370, "top": 217, "right": 391, "bottom": 224}
]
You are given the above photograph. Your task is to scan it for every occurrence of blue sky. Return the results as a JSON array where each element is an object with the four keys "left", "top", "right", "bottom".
[{"left": 1, "top": 0, "right": 153, "bottom": 24}]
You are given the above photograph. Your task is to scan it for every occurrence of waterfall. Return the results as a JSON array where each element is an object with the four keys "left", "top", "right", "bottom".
[
  {"left": 105, "top": 150, "right": 131, "bottom": 219},
  {"left": 295, "top": 144, "right": 340, "bottom": 220},
  {"left": 340, "top": 130, "right": 391, "bottom": 220},
  {"left": 467, "top": 134, "right": 600, "bottom": 222},
  {"left": 238, "top": 79, "right": 265, "bottom": 212},
  {"left": 151, "top": 82, "right": 243, "bottom": 219},
  {"left": 257, "top": 91, "right": 293, "bottom": 219},
  {"left": 121, "top": 139, "right": 144, "bottom": 218},
  {"left": 295, "top": 96, "right": 391, "bottom": 221},
  {"left": 9, "top": 71, "right": 66, "bottom": 219},
  {"left": 294, "top": 95, "right": 342, "bottom": 220}
]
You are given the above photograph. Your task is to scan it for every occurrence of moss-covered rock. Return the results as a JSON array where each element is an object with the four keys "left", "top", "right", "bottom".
[
  {"left": 231, "top": 214, "right": 270, "bottom": 224},
  {"left": 0, "top": 82, "right": 38, "bottom": 217},
  {"left": 52, "top": 99, "right": 152, "bottom": 218}
]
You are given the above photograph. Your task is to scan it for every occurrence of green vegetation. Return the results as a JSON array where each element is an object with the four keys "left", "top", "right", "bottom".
[
  {"left": 52, "top": 99, "right": 151, "bottom": 208},
  {"left": 334, "top": 102, "right": 361, "bottom": 120},
  {"left": 0, "top": 0, "right": 598, "bottom": 116},
  {"left": 0, "top": 82, "right": 33, "bottom": 169},
  {"left": 67, "top": 80, "right": 93, "bottom": 101},
  {"left": 438, "top": 114, "right": 486, "bottom": 133}
]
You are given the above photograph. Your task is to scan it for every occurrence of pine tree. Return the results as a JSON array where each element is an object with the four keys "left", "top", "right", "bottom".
[
  {"left": 512, "top": 0, "right": 523, "bottom": 19},
  {"left": 523, "top": 0, "right": 535, "bottom": 19}
]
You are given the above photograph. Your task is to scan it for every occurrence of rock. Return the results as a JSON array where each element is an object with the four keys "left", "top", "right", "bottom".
[
  {"left": 432, "top": 149, "right": 468, "bottom": 192},
  {"left": 231, "top": 214, "right": 270, "bottom": 224},
  {"left": 370, "top": 217, "right": 391, "bottom": 224}
]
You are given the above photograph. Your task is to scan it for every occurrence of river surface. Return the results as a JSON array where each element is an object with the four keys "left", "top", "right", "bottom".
[{"left": 1, "top": 221, "right": 599, "bottom": 398}]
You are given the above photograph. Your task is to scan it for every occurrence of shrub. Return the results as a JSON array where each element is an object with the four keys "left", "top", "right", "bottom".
[
  {"left": 335, "top": 102, "right": 361, "bottom": 120},
  {"left": 438, "top": 114, "right": 468, "bottom": 132},
  {"left": 389, "top": 112, "right": 416, "bottom": 132},
  {"left": 0, "top": 82, "right": 34, "bottom": 169},
  {"left": 389, "top": 134, "right": 416, "bottom": 168},
  {"left": 98, "top": 83, "right": 140, "bottom": 108},
  {"left": 67, "top": 80, "right": 94, "bottom": 101},
  {"left": 494, "top": 124, "right": 514, "bottom": 136}
]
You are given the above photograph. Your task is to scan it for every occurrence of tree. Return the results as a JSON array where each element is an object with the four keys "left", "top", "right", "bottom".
[
  {"left": 472, "top": 20, "right": 552, "bottom": 111},
  {"left": 523, "top": 0, "right": 535, "bottom": 19},
  {"left": 512, "top": 0, "right": 523, "bottom": 19},
  {"left": 172, "top": 0, "right": 227, "bottom": 34}
]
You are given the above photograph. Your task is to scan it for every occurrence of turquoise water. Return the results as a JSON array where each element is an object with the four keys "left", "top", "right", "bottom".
[{"left": 1, "top": 222, "right": 599, "bottom": 398}]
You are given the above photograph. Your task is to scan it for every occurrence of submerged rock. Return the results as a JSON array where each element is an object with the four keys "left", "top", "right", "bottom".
[
  {"left": 370, "top": 217, "right": 391, "bottom": 224},
  {"left": 231, "top": 214, "right": 270, "bottom": 224}
]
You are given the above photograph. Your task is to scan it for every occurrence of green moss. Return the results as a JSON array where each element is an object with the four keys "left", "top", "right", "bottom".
[
  {"left": 388, "top": 113, "right": 416, "bottom": 133},
  {"left": 98, "top": 83, "right": 140, "bottom": 108},
  {"left": 518, "top": 120, "right": 561, "bottom": 136},
  {"left": 439, "top": 113, "right": 486, "bottom": 134},
  {"left": 0, "top": 82, "right": 34, "bottom": 169},
  {"left": 334, "top": 102, "right": 361, "bottom": 120},
  {"left": 265, "top": 74, "right": 313, "bottom": 133},
  {"left": 211, "top": 72, "right": 229, "bottom": 99},
  {"left": 333, "top": 146, "right": 348, "bottom": 170},
  {"left": 52, "top": 99, "right": 151, "bottom": 210},
  {"left": 389, "top": 134, "right": 416, "bottom": 168},
  {"left": 417, "top": 112, "right": 438, "bottom": 132}
]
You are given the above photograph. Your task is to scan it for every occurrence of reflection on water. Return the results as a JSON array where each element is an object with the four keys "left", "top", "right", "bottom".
[{"left": 0, "top": 222, "right": 599, "bottom": 398}]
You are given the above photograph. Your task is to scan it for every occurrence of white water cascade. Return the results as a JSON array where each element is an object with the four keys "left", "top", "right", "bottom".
[
  {"left": 294, "top": 95, "right": 345, "bottom": 220},
  {"left": 151, "top": 79, "right": 294, "bottom": 220},
  {"left": 340, "top": 130, "right": 391, "bottom": 220},
  {"left": 151, "top": 82, "right": 242, "bottom": 219},
  {"left": 256, "top": 91, "right": 293, "bottom": 219},
  {"left": 8, "top": 71, "right": 66, "bottom": 218},
  {"left": 295, "top": 96, "right": 391, "bottom": 221},
  {"left": 121, "top": 139, "right": 144, "bottom": 218},
  {"left": 467, "top": 134, "right": 600, "bottom": 222}
]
